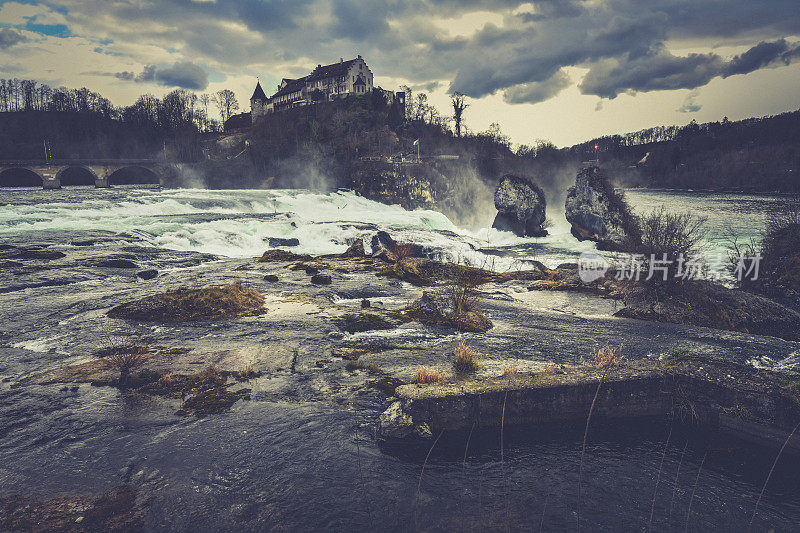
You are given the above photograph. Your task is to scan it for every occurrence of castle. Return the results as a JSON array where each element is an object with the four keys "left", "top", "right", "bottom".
[{"left": 250, "top": 55, "right": 376, "bottom": 123}]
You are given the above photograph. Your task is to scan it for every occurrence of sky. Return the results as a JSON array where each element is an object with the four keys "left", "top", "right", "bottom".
[{"left": 1, "top": 0, "right": 799, "bottom": 147}]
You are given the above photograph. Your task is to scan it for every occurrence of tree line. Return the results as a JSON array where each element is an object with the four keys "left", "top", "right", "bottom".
[
  {"left": 0, "top": 78, "right": 243, "bottom": 160},
  {"left": 0, "top": 78, "right": 240, "bottom": 132}
]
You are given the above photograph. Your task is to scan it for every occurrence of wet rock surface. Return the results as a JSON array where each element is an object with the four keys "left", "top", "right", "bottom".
[
  {"left": 0, "top": 485, "right": 144, "bottom": 532},
  {"left": 2, "top": 229, "right": 800, "bottom": 530},
  {"left": 379, "top": 356, "right": 800, "bottom": 441},
  {"left": 492, "top": 174, "right": 548, "bottom": 237},
  {"left": 616, "top": 280, "right": 800, "bottom": 342}
]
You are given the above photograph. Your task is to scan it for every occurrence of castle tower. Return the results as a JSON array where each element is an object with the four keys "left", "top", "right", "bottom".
[{"left": 250, "top": 80, "right": 269, "bottom": 123}]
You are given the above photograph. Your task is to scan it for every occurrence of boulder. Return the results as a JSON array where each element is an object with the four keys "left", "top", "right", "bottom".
[
  {"left": 370, "top": 231, "right": 426, "bottom": 262},
  {"left": 492, "top": 174, "right": 548, "bottom": 237},
  {"left": 565, "top": 166, "right": 640, "bottom": 250},
  {"left": 258, "top": 249, "right": 312, "bottom": 262},
  {"left": 107, "top": 281, "right": 265, "bottom": 322},
  {"left": 266, "top": 237, "right": 300, "bottom": 247},
  {"left": 350, "top": 161, "right": 439, "bottom": 210},
  {"left": 310, "top": 273, "right": 332, "bottom": 285},
  {"left": 137, "top": 269, "right": 158, "bottom": 280},
  {"left": 341, "top": 238, "right": 366, "bottom": 258}
]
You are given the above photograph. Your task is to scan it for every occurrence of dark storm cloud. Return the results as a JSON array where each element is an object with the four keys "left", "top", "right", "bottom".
[
  {"left": 503, "top": 69, "right": 571, "bottom": 104},
  {"left": 724, "top": 39, "right": 799, "bottom": 76},
  {"left": 579, "top": 39, "right": 800, "bottom": 99},
  {"left": 154, "top": 62, "right": 208, "bottom": 89},
  {"left": 330, "top": 0, "right": 391, "bottom": 39},
  {"left": 42, "top": 0, "right": 800, "bottom": 103},
  {"left": 111, "top": 62, "right": 208, "bottom": 90},
  {"left": 0, "top": 28, "right": 28, "bottom": 49}
]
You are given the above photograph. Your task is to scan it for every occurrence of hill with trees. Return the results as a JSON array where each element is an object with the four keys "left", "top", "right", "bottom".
[
  {"left": 2, "top": 76, "right": 799, "bottom": 194},
  {"left": 551, "top": 111, "right": 800, "bottom": 191}
]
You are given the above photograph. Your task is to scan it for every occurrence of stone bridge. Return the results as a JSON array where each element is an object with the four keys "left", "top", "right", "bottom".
[{"left": 0, "top": 159, "right": 170, "bottom": 189}]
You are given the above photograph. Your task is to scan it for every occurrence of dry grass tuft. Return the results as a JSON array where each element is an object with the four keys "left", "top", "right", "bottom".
[
  {"left": 393, "top": 243, "right": 420, "bottom": 260},
  {"left": 103, "top": 348, "right": 148, "bottom": 388},
  {"left": 414, "top": 366, "right": 445, "bottom": 384},
  {"left": 231, "top": 364, "right": 260, "bottom": 381},
  {"left": 503, "top": 366, "right": 518, "bottom": 376},
  {"left": 453, "top": 341, "right": 481, "bottom": 373},
  {"left": 345, "top": 360, "right": 383, "bottom": 375},
  {"left": 594, "top": 344, "right": 620, "bottom": 368}
]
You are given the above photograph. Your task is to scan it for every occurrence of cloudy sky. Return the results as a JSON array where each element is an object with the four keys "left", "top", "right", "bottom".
[{"left": 1, "top": 0, "right": 799, "bottom": 146}]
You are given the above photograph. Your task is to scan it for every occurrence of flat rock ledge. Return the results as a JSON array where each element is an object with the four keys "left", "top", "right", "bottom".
[{"left": 378, "top": 357, "right": 800, "bottom": 449}]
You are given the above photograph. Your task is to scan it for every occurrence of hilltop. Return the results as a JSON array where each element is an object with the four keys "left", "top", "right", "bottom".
[{"left": 558, "top": 109, "right": 800, "bottom": 191}]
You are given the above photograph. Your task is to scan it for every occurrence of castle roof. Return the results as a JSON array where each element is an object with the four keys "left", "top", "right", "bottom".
[
  {"left": 271, "top": 77, "right": 307, "bottom": 99},
  {"left": 251, "top": 81, "right": 267, "bottom": 102},
  {"left": 306, "top": 57, "right": 359, "bottom": 83}
]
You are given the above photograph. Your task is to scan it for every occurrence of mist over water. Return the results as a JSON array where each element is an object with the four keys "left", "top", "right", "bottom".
[
  {"left": 0, "top": 186, "right": 792, "bottom": 275},
  {"left": 5, "top": 187, "right": 796, "bottom": 275}
]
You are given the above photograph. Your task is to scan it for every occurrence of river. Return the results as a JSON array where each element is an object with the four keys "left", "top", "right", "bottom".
[{"left": 1, "top": 185, "right": 799, "bottom": 531}]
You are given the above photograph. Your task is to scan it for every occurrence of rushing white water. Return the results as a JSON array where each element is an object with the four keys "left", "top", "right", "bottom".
[{"left": 0, "top": 185, "right": 795, "bottom": 275}]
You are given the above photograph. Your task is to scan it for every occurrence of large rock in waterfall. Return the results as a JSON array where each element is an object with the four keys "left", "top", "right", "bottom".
[
  {"left": 491, "top": 174, "right": 548, "bottom": 237},
  {"left": 564, "top": 166, "right": 640, "bottom": 251}
]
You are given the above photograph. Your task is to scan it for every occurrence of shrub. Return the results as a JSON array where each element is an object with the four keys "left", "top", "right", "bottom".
[
  {"left": 727, "top": 203, "right": 800, "bottom": 291},
  {"left": 453, "top": 341, "right": 481, "bottom": 373},
  {"left": 446, "top": 265, "right": 482, "bottom": 317},
  {"left": 625, "top": 207, "right": 707, "bottom": 284},
  {"left": 725, "top": 228, "right": 760, "bottom": 290},
  {"left": 103, "top": 348, "right": 148, "bottom": 387},
  {"left": 414, "top": 366, "right": 444, "bottom": 384},
  {"left": 760, "top": 204, "right": 800, "bottom": 292}
]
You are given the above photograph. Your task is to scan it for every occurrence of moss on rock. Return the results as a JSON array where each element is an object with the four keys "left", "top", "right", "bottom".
[{"left": 107, "top": 281, "right": 265, "bottom": 322}]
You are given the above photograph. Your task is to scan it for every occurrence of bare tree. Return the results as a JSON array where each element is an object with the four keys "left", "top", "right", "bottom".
[
  {"left": 451, "top": 92, "right": 469, "bottom": 137},
  {"left": 212, "top": 89, "right": 239, "bottom": 123}
]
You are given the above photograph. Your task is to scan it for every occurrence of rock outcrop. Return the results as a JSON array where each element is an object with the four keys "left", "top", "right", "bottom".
[
  {"left": 615, "top": 280, "right": 800, "bottom": 341},
  {"left": 402, "top": 290, "right": 493, "bottom": 332},
  {"left": 370, "top": 231, "right": 426, "bottom": 262},
  {"left": 350, "top": 161, "right": 440, "bottom": 210},
  {"left": 491, "top": 174, "right": 548, "bottom": 237},
  {"left": 107, "top": 281, "right": 265, "bottom": 322},
  {"left": 565, "top": 166, "right": 640, "bottom": 250}
]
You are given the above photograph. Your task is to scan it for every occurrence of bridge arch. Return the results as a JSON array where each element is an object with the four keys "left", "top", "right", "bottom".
[
  {"left": 55, "top": 166, "right": 98, "bottom": 186},
  {"left": 0, "top": 167, "right": 43, "bottom": 187},
  {"left": 109, "top": 166, "right": 160, "bottom": 185}
]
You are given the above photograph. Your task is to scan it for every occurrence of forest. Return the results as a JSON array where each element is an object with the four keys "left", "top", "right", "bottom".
[{"left": 0, "top": 78, "right": 237, "bottom": 161}]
